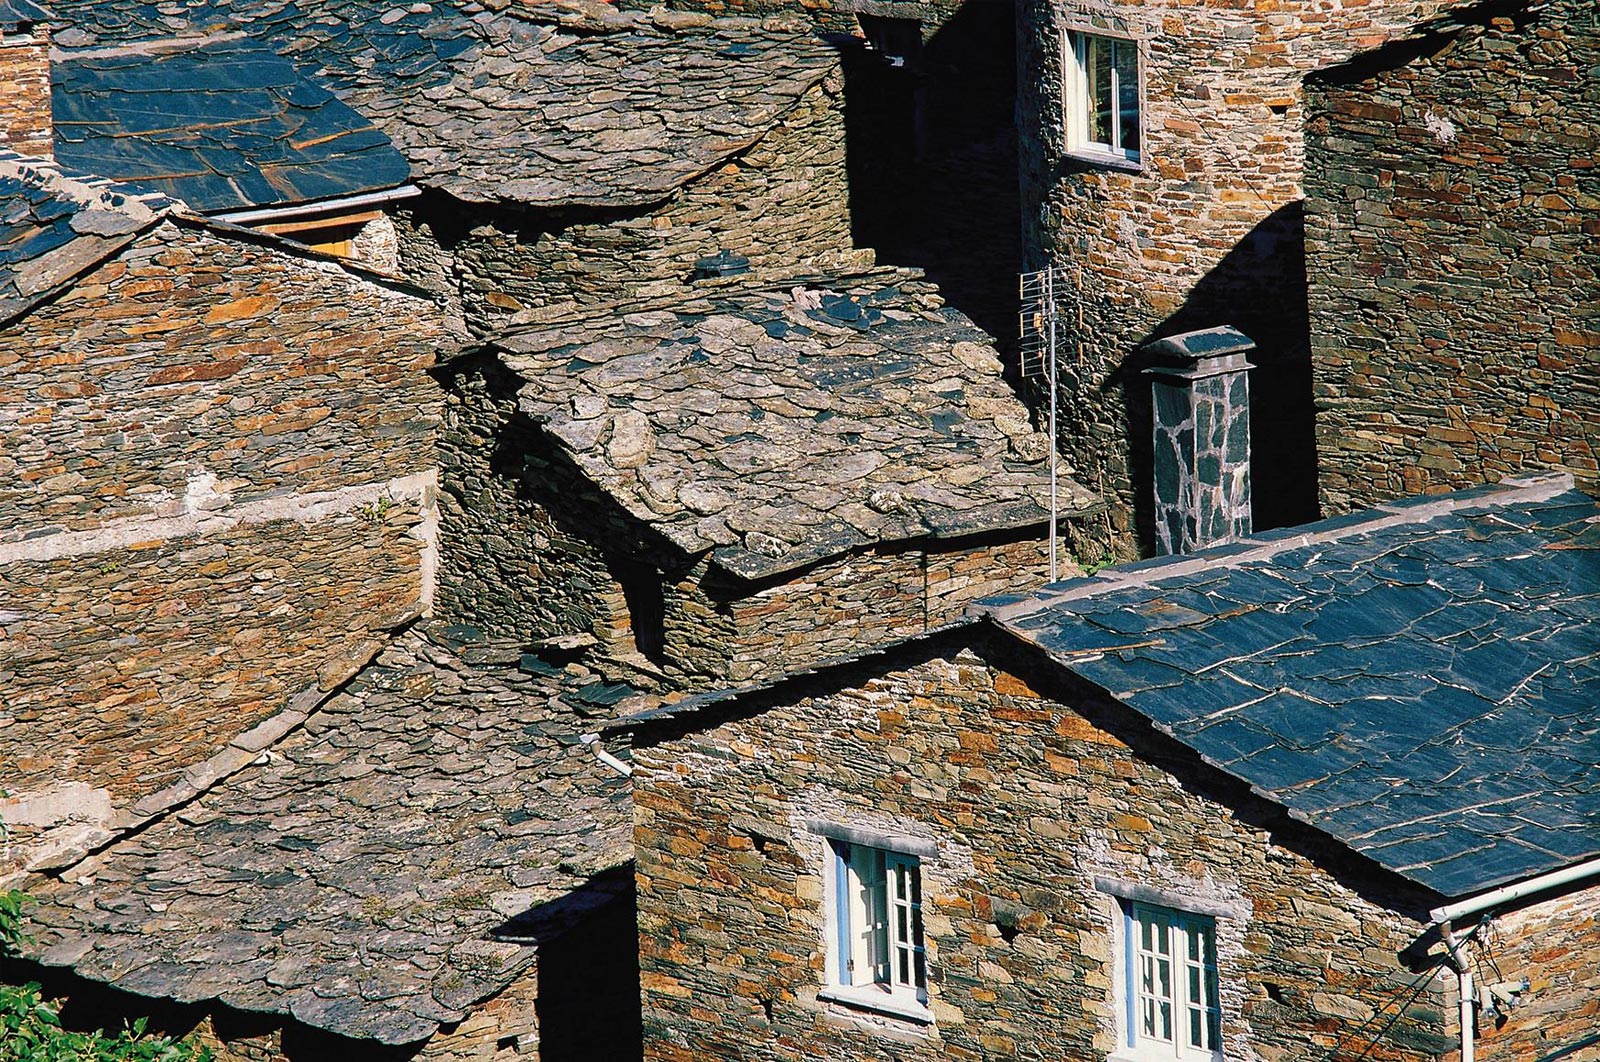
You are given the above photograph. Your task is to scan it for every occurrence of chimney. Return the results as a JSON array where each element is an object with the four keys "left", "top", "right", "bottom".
[
  {"left": 0, "top": 0, "right": 52, "bottom": 159},
  {"left": 1143, "top": 326, "right": 1255, "bottom": 555}
]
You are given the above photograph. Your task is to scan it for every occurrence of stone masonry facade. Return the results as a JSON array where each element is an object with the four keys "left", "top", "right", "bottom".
[
  {"left": 1017, "top": 0, "right": 1444, "bottom": 551},
  {"left": 1472, "top": 879, "right": 1600, "bottom": 1061},
  {"left": 630, "top": 632, "right": 1465, "bottom": 1062},
  {"left": 438, "top": 355, "right": 1074, "bottom": 685},
  {"left": 1304, "top": 0, "right": 1599, "bottom": 513},
  {"left": 1, "top": 218, "right": 445, "bottom": 877},
  {"left": 395, "top": 77, "right": 856, "bottom": 338},
  {"left": 0, "top": 17, "right": 50, "bottom": 159}
]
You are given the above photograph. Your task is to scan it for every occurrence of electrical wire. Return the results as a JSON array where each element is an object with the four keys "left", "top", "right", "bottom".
[
  {"left": 1317, "top": 923, "right": 1483, "bottom": 1062},
  {"left": 1322, "top": 963, "right": 1443, "bottom": 1062}
]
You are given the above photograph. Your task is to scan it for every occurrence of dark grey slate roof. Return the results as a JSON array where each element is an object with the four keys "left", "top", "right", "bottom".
[
  {"left": 47, "top": 0, "right": 838, "bottom": 208},
  {"left": 981, "top": 475, "right": 1600, "bottom": 900},
  {"left": 0, "top": 151, "right": 171, "bottom": 326},
  {"left": 27, "top": 629, "right": 637, "bottom": 1045},
  {"left": 52, "top": 33, "right": 409, "bottom": 213},
  {"left": 493, "top": 271, "right": 1099, "bottom": 580},
  {"left": 0, "top": 0, "right": 49, "bottom": 27}
]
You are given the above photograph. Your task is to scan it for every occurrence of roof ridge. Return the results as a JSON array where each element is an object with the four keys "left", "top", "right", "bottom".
[{"left": 978, "top": 473, "right": 1576, "bottom": 624}]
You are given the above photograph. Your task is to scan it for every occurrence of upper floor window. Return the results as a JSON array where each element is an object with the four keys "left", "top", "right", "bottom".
[
  {"left": 1065, "top": 31, "right": 1142, "bottom": 164},
  {"left": 1120, "top": 901, "right": 1221, "bottom": 1061},
  {"left": 823, "top": 840, "right": 930, "bottom": 1022}
]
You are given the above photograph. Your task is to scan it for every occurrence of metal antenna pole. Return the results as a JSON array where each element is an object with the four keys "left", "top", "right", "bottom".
[{"left": 1046, "top": 266, "right": 1059, "bottom": 583}]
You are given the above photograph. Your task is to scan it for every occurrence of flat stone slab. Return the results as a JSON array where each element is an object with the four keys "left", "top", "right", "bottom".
[
  {"left": 49, "top": 0, "right": 840, "bottom": 208},
  {"left": 495, "top": 270, "right": 1099, "bottom": 581},
  {"left": 26, "top": 627, "right": 638, "bottom": 1045}
]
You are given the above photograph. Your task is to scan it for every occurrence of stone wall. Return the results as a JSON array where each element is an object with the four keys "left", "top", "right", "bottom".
[
  {"left": 631, "top": 631, "right": 1457, "bottom": 1061},
  {"left": 0, "top": 220, "right": 445, "bottom": 874},
  {"left": 714, "top": 533, "right": 1067, "bottom": 684},
  {"left": 1016, "top": 0, "right": 1445, "bottom": 550},
  {"left": 434, "top": 355, "right": 642, "bottom": 650},
  {"left": 1473, "top": 880, "right": 1600, "bottom": 1062},
  {"left": 0, "top": 22, "right": 51, "bottom": 158},
  {"left": 395, "top": 78, "right": 854, "bottom": 338},
  {"left": 1304, "top": 0, "right": 1599, "bottom": 513},
  {"left": 437, "top": 355, "right": 1091, "bottom": 687}
]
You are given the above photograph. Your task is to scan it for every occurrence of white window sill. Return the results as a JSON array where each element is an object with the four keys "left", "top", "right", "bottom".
[
  {"left": 1108, "top": 1048, "right": 1225, "bottom": 1062},
  {"left": 819, "top": 985, "right": 933, "bottom": 1025},
  {"left": 1062, "top": 147, "right": 1144, "bottom": 173}
]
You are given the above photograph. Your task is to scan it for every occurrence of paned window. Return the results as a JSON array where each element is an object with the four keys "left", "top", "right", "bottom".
[
  {"left": 827, "top": 841, "right": 928, "bottom": 1014},
  {"left": 1065, "top": 31, "right": 1142, "bottom": 162},
  {"left": 1122, "top": 902, "right": 1221, "bottom": 1060}
]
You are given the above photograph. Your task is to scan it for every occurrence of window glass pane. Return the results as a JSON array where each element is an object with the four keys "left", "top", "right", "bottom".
[
  {"left": 1114, "top": 39, "right": 1139, "bottom": 155},
  {"left": 1087, "top": 36, "right": 1113, "bottom": 145}
]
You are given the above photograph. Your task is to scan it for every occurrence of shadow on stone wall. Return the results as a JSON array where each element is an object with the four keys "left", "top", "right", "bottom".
[
  {"left": 1107, "top": 202, "right": 1321, "bottom": 552},
  {"left": 834, "top": 0, "right": 1021, "bottom": 344},
  {"left": 493, "top": 867, "right": 643, "bottom": 1062}
]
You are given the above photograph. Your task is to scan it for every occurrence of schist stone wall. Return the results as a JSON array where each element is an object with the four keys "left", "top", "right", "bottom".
[
  {"left": 0, "top": 20, "right": 51, "bottom": 158},
  {"left": 1472, "top": 880, "right": 1600, "bottom": 1062},
  {"left": 437, "top": 356, "right": 1078, "bottom": 687},
  {"left": 629, "top": 634, "right": 1457, "bottom": 1061},
  {"left": 1305, "top": 0, "right": 1599, "bottom": 513},
  {"left": 1016, "top": 0, "right": 1443, "bottom": 551},
  {"left": 394, "top": 78, "right": 855, "bottom": 338},
  {"left": 0, "top": 221, "right": 444, "bottom": 876}
]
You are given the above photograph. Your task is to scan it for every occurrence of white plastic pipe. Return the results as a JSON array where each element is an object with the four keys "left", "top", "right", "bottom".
[
  {"left": 1426, "top": 858, "right": 1600, "bottom": 1062},
  {"left": 580, "top": 733, "right": 633, "bottom": 778},
  {"left": 1435, "top": 921, "right": 1475, "bottom": 1062},
  {"left": 1430, "top": 855, "right": 1600, "bottom": 926}
]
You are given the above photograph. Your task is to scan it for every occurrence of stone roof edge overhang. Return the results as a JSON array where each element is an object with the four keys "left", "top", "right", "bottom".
[
  {"left": 0, "top": 152, "right": 173, "bottom": 330},
  {"left": 977, "top": 472, "right": 1577, "bottom": 627},
  {"left": 1304, "top": 0, "right": 1539, "bottom": 84},
  {"left": 603, "top": 619, "right": 981, "bottom": 740},
  {"left": 604, "top": 615, "right": 1450, "bottom": 919},
  {"left": 19, "top": 626, "right": 627, "bottom": 1047}
]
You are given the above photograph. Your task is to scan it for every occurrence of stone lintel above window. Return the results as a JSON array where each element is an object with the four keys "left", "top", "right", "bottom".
[
  {"left": 1093, "top": 875, "right": 1247, "bottom": 922},
  {"left": 805, "top": 818, "right": 938, "bottom": 858}
]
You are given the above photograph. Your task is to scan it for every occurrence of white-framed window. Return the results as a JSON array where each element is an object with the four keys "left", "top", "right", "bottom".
[
  {"left": 1119, "top": 901, "right": 1221, "bottom": 1061},
  {"left": 1064, "top": 30, "right": 1142, "bottom": 163},
  {"left": 823, "top": 840, "right": 929, "bottom": 1021}
]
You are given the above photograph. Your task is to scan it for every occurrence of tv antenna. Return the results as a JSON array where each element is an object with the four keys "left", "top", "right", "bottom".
[{"left": 1019, "top": 265, "right": 1061, "bottom": 582}]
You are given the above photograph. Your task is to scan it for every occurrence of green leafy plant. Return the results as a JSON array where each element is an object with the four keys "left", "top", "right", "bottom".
[
  {"left": 0, "top": 889, "right": 28, "bottom": 958},
  {"left": 0, "top": 982, "right": 213, "bottom": 1062},
  {"left": 0, "top": 891, "right": 210, "bottom": 1061}
]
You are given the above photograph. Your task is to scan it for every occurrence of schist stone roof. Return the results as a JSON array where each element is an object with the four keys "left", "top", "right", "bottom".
[
  {"left": 982, "top": 474, "right": 1600, "bottom": 900},
  {"left": 494, "top": 273, "right": 1099, "bottom": 581},
  {"left": 0, "top": 151, "right": 170, "bottom": 325},
  {"left": 47, "top": 0, "right": 840, "bottom": 208},
  {"left": 52, "top": 33, "right": 409, "bottom": 213},
  {"left": 0, "top": 0, "right": 48, "bottom": 26},
  {"left": 27, "top": 629, "right": 637, "bottom": 1045}
]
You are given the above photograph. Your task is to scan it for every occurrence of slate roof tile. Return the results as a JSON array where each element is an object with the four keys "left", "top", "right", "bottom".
[
  {"left": 47, "top": 0, "right": 839, "bottom": 208},
  {"left": 52, "top": 34, "right": 409, "bottom": 213},
  {"left": 986, "top": 476, "right": 1600, "bottom": 898},
  {"left": 27, "top": 628, "right": 638, "bottom": 1045},
  {"left": 492, "top": 272, "right": 1098, "bottom": 581},
  {"left": 0, "top": 151, "right": 172, "bottom": 325}
]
